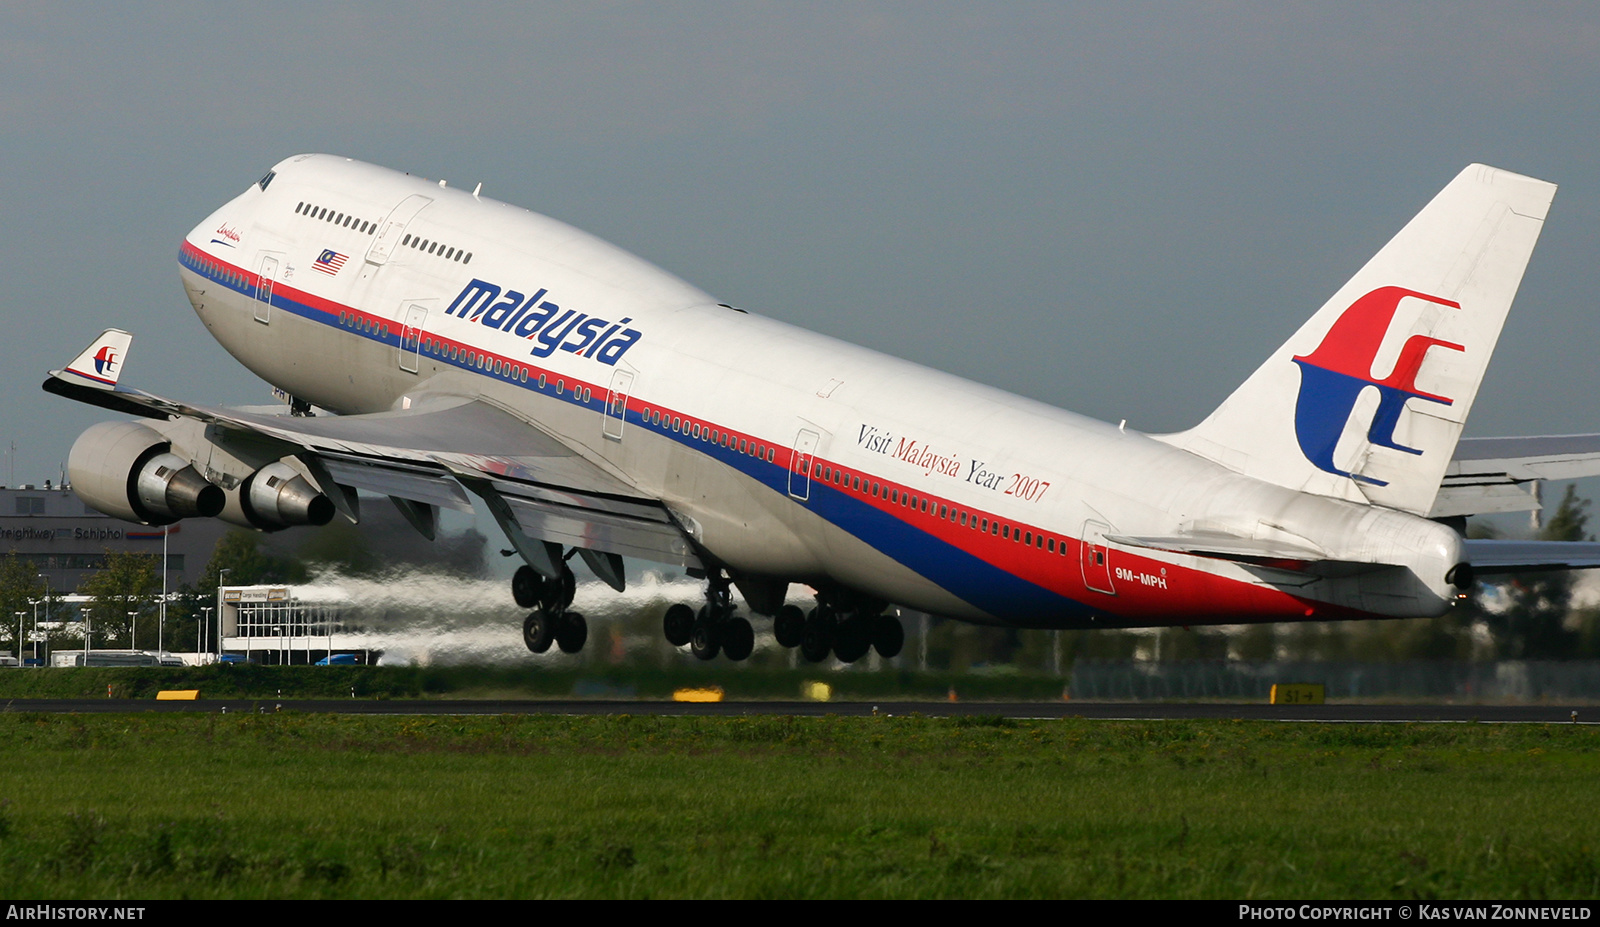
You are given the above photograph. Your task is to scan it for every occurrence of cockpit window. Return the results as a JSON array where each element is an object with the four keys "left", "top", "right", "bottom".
[{"left": 258, "top": 170, "right": 276, "bottom": 192}]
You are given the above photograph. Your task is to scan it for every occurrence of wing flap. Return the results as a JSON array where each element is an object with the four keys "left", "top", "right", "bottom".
[
  {"left": 317, "top": 456, "right": 474, "bottom": 513},
  {"left": 502, "top": 494, "right": 701, "bottom": 568},
  {"left": 483, "top": 477, "right": 674, "bottom": 524}
]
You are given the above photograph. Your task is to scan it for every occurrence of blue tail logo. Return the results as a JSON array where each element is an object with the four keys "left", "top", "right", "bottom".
[{"left": 1290, "top": 286, "right": 1464, "bottom": 485}]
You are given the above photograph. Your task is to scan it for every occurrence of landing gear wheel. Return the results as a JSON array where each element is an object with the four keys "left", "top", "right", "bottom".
[
  {"left": 873, "top": 615, "right": 905, "bottom": 659},
  {"left": 544, "top": 568, "right": 576, "bottom": 613},
  {"left": 722, "top": 617, "right": 754, "bottom": 662},
  {"left": 556, "top": 611, "right": 588, "bottom": 654},
  {"left": 663, "top": 603, "right": 695, "bottom": 647},
  {"left": 833, "top": 617, "right": 873, "bottom": 664},
  {"left": 512, "top": 565, "right": 543, "bottom": 609},
  {"left": 522, "top": 609, "right": 555, "bottom": 654},
  {"left": 800, "top": 609, "right": 833, "bottom": 663},
  {"left": 690, "top": 616, "right": 721, "bottom": 661},
  {"left": 774, "top": 604, "right": 805, "bottom": 648}
]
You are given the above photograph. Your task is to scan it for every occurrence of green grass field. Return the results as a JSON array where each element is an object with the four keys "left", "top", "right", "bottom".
[{"left": 0, "top": 713, "right": 1594, "bottom": 899}]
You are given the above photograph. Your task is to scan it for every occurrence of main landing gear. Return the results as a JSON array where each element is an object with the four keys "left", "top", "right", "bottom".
[
  {"left": 790, "top": 592, "right": 903, "bottom": 665},
  {"left": 662, "top": 571, "right": 754, "bottom": 662},
  {"left": 513, "top": 560, "right": 587, "bottom": 655},
  {"left": 659, "top": 574, "right": 905, "bottom": 665}
]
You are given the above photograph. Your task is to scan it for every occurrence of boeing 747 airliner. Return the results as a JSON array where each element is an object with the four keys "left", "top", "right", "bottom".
[{"left": 45, "top": 155, "right": 1600, "bottom": 662}]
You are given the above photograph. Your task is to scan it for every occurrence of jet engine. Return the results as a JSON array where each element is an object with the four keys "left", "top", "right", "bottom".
[
  {"left": 67, "top": 421, "right": 224, "bottom": 526},
  {"left": 220, "top": 461, "right": 336, "bottom": 531}
]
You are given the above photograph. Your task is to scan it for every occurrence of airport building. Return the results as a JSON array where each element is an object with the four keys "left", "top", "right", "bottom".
[
  {"left": 218, "top": 584, "right": 365, "bottom": 664},
  {"left": 0, "top": 483, "right": 228, "bottom": 592}
]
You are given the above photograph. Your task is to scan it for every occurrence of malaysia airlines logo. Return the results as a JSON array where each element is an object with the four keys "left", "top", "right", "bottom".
[
  {"left": 312, "top": 249, "right": 348, "bottom": 276},
  {"left": 444, "top": 278, "right": 643, "bottom": 367},
  {"left": 1290, "top": 286, "right": 1464, "bottom": 486},
  {"left": 92, "top": 346, "right": 119, "bottom": 378}
]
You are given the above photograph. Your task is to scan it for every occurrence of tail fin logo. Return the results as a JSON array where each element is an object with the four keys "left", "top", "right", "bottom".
[
  {"left": 92, "top": 346, "right": 119, "bottom": 378},
  {"left": 1290, "top": 286, "right": 1464, "bottom": 486}
]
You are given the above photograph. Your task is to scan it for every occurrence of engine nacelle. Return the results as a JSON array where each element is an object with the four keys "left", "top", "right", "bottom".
[
  {"left": 68, "top": 421, "right": 225, "bottom": 526},
  {"left": 222, "top": 461, "right": 335, "bottom": 531}
]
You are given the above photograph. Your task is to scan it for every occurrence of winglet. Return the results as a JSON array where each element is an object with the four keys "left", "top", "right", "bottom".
[
  {"left": 56, "top": 329, "right": 133, "bottom": 389},
  {"left": 45, "top": 329, "right": 178, "bottom": 420}
]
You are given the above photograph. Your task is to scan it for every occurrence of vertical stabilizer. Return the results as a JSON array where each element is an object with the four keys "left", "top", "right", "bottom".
[{"left": 1159, "top": 165, "right": 1556, "bottom": 516}]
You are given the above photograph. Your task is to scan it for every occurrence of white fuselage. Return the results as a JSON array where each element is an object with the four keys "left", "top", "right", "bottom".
[{"left": 176, "top": 154, "right": 1462, "bottom": 629}]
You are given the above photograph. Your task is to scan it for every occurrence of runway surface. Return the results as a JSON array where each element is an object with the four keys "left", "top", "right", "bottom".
[{"left": 1, "top": 698, "right": 1591, "bottom": 723}]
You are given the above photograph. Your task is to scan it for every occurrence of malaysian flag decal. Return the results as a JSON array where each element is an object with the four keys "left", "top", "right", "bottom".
[{"left": 313, "top": 249, "right": 348, "bottom": 275}]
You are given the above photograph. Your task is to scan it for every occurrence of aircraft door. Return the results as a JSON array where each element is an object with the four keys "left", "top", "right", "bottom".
[
  {"left": 603, "top": 369, "right": 634, "bottom": 441},
  {"left": 788, "top": 428, "right": 820, "bottom": 501},
  {"left": 254, "top": 254, "right": 280, "bottom": 324},
  {"left": 365, "top": 195, "right": 433, "bottom": 266},
  {"left": 1081, "top": 520, "right": 1116, "bottom": 595},
  {"left": 398, "top": 303, "right": 428, "bottom": 373}
]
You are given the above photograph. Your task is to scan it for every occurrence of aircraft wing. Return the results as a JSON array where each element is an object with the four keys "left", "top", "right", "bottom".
[
  {"left": 44, "top": 348, "right": 701, "bottom": 580},
  {"left": 1432, "top": 434, "right": 1600, "bottom": 518}
]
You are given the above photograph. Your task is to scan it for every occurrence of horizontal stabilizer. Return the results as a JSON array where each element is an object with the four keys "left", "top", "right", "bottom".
[
  {"left": 1433, "top": 433, "right": 1600, "bottom": 517},
  {"left": 1463, "top": 539, "right": 1600, "bottom": 574},
  {"left": 1107, "top": 533, "right": 1388, "bottom": 577},
  {"left": 1451, "top": 434, "right": 1600, "bottom": 479}
]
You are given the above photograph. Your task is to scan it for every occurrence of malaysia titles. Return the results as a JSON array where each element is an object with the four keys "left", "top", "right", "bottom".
[{"left": 445, "top": 278, "right": 643, "bottom": 366}]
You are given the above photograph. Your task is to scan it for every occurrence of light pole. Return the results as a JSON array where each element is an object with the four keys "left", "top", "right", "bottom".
[
  {"left": 36, "top": 574, "right": 50, "bottom": 665},
  {"left": 80, "top": 607, "right": 92, "bottom": 661},
  {"left": 159, "top": 526, "right": 169, "bottom": 653},
  {"left": 128, "top": 610, "right": 139, "bottom": 652},
  {"left": 200, "top": 606, "right": 212, "bottom": 662},
  {"left": 12, "top": 611, "right": 22, "bottom": 662},
  {"left": 215, "top": 569, "right": 231, "bottom": 660}
]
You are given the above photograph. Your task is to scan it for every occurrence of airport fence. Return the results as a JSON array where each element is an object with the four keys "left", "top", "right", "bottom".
[{"left": 1067, "top": 658, "right": 1600, "bottom": 701}]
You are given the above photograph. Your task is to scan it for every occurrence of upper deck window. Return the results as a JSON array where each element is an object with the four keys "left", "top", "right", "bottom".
[{"left": 258, "top": 170, "right": 276, "bottom": 192}]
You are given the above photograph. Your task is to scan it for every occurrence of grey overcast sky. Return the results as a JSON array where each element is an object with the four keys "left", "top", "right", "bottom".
[{"left": 5, "top": 3, "right": 1600, "bottom": 497}]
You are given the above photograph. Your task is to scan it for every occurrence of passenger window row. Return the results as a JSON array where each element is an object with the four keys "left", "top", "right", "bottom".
[
  {"left": 418, "top": 336, "right": 596, "bottom": 396},
  {"left": 187, "top": 250, "right": 246, "bottom": 291},
  {"left": 402, "top": 233, "right": 472, "bottom": 264},
  {"left": 338, "top": 311, "right": 389, "bottom": 338},
  {"left": 639, "top": 408, "right": 775, "bottom": 462},
  {"left": 801, "top": 460, "right": 1067, "bottom": 556},
  {"left": 296, "top": 202, "right": 376, "bottom": 235}
]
